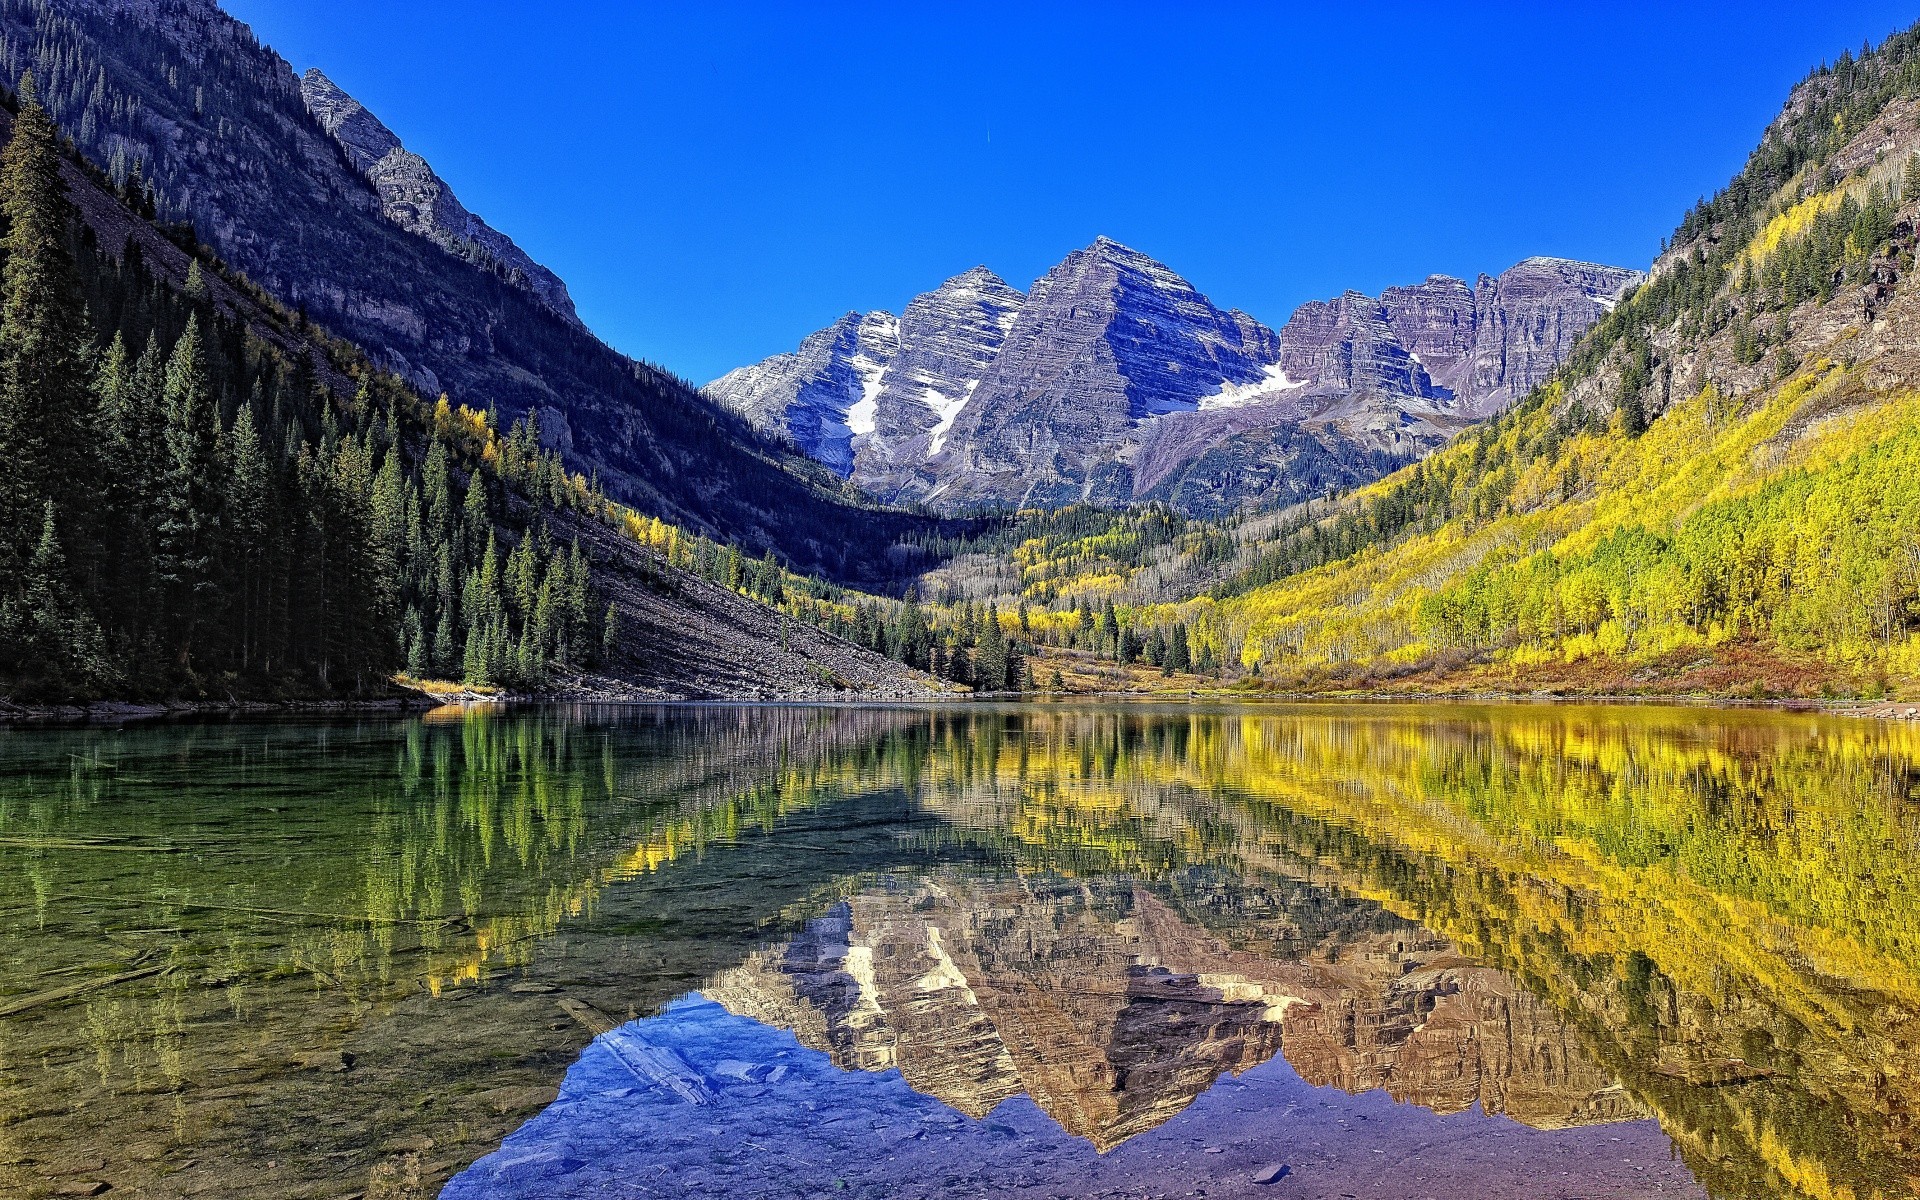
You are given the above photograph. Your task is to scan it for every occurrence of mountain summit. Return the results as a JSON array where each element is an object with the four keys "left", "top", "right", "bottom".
[{"left": 707, "top": 240, "right": 1640, "bottom": 515}]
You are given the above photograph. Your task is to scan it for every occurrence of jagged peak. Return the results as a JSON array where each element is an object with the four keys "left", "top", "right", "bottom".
[
  {"left": 937, "top": 265, "right": 1019, "bottom": 294},
  {"left": 1506, "top": 255, "right": 1643, "bottom": 278},
  {"left": 299, "top": 67, "right": 403, "bottom": 171},
  {"left": 1082, "top": 234, "right": 1155, "bottom": 262}
]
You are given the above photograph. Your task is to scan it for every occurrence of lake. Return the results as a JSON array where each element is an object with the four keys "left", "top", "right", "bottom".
[{"left": 1, "top": 702, "right": 1915, "bottom": 1199}]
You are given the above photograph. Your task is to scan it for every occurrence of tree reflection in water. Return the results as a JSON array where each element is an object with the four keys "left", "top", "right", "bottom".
[{"left": 1, "top": 702, "right": 1913, "bottom": 1199}]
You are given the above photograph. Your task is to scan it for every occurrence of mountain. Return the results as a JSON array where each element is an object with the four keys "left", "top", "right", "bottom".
[
  {"left": 705, "top": 309, "right": 904, "bottom": 476},
  {"left": 0, "top": 0, "right": 933, "bottom": 582},
  {"left": 709, "top": 239, "right": 1639, "bottom": 516},
  {"left": 297, "top": 68, "right": 580, "bottom": 327},
  {"left": 1147, "top": 26, "right": 1920, "bottom": 697}
]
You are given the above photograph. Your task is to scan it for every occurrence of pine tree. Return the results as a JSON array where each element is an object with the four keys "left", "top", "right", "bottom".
[
  {"left": 423, "top": 435, "right": 454, "bottom": 539},
  {"left": 1145, "top": 628, "right": 1167, "bottom": 668},
  {"left": 1166, "top": 623, "right": 1192, "bottom": 674},
  {"left": 564, "top": 540, "right": 592, "bottom": 659},
  {"left": 95, "top": 334, "right": 161, "bottom": 645},
  {"left": 976, "top": 605, "right": 1009, "bottom": 692},
  {"left": 0, "top": 77, "right": 96, "bottom": 591},
  {"left": 602, "top": 600, "right": 624, "bottom": 664},
  {"left": 432, "top": 605, "right": 457, "bottom": 678},
  {"left": 891, "top": 598, "right": 930, "bottom": 669},
  {"left": 462, "top": 618, "right": 490, "bottom": 685},
  {"left": 403, "top": 606, "right": 427, "bottom": 676},
  {"left": 10, "top": 500, "right": 110, "bottom": 689},
  {"left": 225, "top": 403, "right": 271, "bottom": 671},
  {"left": 371, "top": 445, "right": 406, "bottom": 578},
  {"left": 461, "top": 471, "right": 489, "bottom": 559},
  {"left": 156, "top": 316, "right": 226, "bottom": 668}
]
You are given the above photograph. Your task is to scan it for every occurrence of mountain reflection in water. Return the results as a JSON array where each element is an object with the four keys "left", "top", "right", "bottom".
[{"left": 2, "top": 703, "right": 1916, "bottom": 1199}]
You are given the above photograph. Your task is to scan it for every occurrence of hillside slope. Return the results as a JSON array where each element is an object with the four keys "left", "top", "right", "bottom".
[
  {"left": 0, "top": 0, "right": 937, "bottom": 583},
  {"left": 1175, "top": 30, "right": 1920, "bottom": 698},
  {"left": 553, "top": 509, "right": 943, "bottom": 701},
  {"left": 0, "top": 77, "right": 937, "bottom": 708}
]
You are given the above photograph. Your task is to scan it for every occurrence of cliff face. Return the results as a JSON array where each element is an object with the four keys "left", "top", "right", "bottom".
[
  {"left": 710, "top": 242, "right": 1638, "bottom": 516},
  {"left": 705, "top": 874, "right": 1640, "bottom": 1149},
  {"left": 0, "top": 0, "right": 934, "bottom": 581},
  {"left": 297, "top": 69, "right": 580, "bottom": 327},
  {"left": 918, "top": 239, "right": 1292, "bottom": 512}
]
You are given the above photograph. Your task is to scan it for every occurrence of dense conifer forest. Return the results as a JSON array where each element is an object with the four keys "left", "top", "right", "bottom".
[{"left": 0, "top": 80, "right": 599, "bottom": 703}]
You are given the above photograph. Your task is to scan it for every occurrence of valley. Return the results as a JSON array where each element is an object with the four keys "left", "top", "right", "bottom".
[
  {"left": 3, "top": 9, "right": 1920, "bottom": 1200},
  {"left": 4, "top": 2, "right": 1920, "bottom": 710}
]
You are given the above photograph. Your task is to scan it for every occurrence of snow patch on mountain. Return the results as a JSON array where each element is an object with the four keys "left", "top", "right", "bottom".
[
  {"left": 1199, "top": 364, "right": 1305, "bottom": 411},
  {"left": 926, "top": 382, "right": 980, "bottom": 456},
  {"left": 846, "top": 316, "right": 897, "bottom": 438}
]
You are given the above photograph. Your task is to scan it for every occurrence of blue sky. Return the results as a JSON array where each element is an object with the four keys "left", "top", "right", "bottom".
[{"left": 225, "top": 1, "right": 1920, "bottom": 383}]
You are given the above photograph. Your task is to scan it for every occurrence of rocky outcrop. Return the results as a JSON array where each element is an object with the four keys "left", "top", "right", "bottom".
[
  {"left": 1271, "top": 258, "right": 1643, "bottom": 422},
  {"left": 711, "top": 241, "right": 1639, "bottom": 515},
  {"left": 299, "top": 69, "right": 581, "bottom": 326},
  {"left": 919, "top": 238, "right": 1289, "bottom": 511},
  {"left": 863, "top": 267, "right": 1026, "bottom": 489},
  {"left": 1280, "top": 290, "right": 1435, "bottom": 398},
  {"left": 705, "top": 310, "right": 900, "bottom": 474},
  {"left": 705, "top": 268, "right": 1025, "bottom": 490},
  {"left": 1455, "top": 258, "right": 1642, "bottom": 416}
]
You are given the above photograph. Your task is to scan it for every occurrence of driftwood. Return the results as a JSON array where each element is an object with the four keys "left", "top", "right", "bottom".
[
  {"left": 0, "top": 965, "right": 169, "bottom": 1018},
  {"left": 554, "top": 996, "right": 618, "bottom": 1036}
]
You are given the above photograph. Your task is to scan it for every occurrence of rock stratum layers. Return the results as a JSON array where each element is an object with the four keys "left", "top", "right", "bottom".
[{"left": 708, "top": 240, "right": 1641, "bottom": 516}]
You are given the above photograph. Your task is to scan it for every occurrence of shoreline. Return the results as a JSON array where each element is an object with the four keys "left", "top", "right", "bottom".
[
  {"left": 3, "top": 686, "right": 1912, "bottom": 725},
  {"left": 0, "top": 694, "right": 447, "bottom": 727}
]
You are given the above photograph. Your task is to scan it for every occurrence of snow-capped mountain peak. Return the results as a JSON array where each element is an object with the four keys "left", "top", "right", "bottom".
[{"left": 706, "top": 240, "right": 1640, "bottom": 514}]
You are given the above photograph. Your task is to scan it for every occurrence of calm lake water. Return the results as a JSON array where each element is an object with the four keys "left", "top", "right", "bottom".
[{"left": 1, "top": 703, "right": 1916, "bottom": 1200}]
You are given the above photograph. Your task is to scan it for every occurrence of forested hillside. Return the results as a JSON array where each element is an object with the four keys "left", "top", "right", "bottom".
[
  {"left": 0, "top": 77, "right": 622, "bottom": 702},
  {"left": 882, "top": 26, "right": 1920, "bottom": 701},
  {"left": 1185, "top": 31, "right": 1920, "bottom": 697},
  {"left": 0, "top": 76, "right": 936, "bottom": 706},
  {"left": 0, "top": 0, "right": 947, "bottom": 584}
]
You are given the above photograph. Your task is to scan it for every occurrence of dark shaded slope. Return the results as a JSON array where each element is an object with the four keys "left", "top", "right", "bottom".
[{"left": 0, "top": 0, "right": 937, "bottom": 582}]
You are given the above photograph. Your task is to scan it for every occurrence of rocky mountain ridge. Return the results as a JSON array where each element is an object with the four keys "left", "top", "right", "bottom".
[
  {"left": 708, "top": 241, "right": 1640, "bottom": 516},
  {"left": 298, "top": 68, "right": 582, "bottom": 326}
]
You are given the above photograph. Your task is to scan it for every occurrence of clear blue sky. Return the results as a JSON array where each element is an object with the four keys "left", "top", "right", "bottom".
[{"left": 224, "top": 1, "right": 1920, "bottom": 383}]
